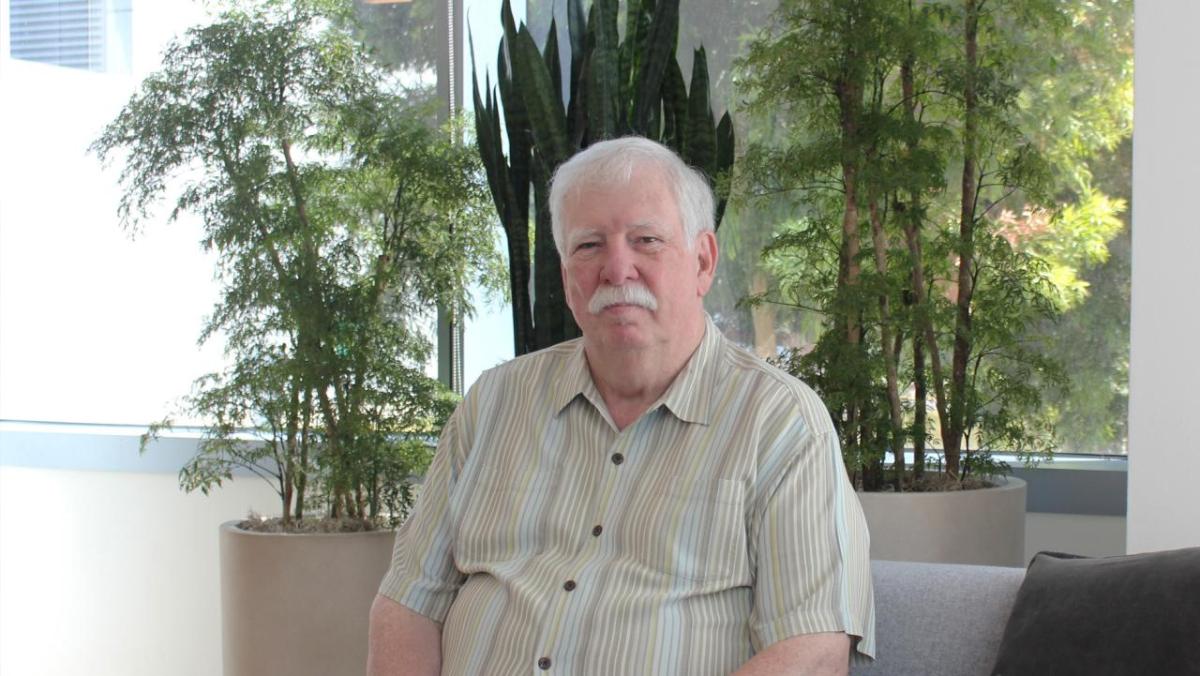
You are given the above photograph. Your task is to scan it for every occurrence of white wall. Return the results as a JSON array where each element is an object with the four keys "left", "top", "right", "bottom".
[
  {"left": 0, "top": 465, "right": 278, "bottom": 676},
  {"left": 1126, "top": 1, "right": 1200, "bottom": 553},
  {"left": 1025, "top": 513, "right": 1126, "bottom": 562}
]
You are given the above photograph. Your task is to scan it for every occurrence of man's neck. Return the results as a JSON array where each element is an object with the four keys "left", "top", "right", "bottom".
[{"left": 584, "top": 321, "right": 706, "bottom": 431}]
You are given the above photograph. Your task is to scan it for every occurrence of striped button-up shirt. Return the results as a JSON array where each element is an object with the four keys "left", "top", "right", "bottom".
[{"left": 379, "top": 317, "right": 875, "bottom": 674}]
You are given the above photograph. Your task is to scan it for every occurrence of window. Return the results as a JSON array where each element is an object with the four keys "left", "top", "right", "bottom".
[
  {"left": 0, "top": 0, "right": 1132, "bottom": 461},
  {"left": 9, "top": 0, "right": 131, "bottom": 72},
  {"left": 512, "top": 0, "right": 1132, "bottom": 457},
  {"left": 0, "top": 0, "right": 471, "bottom": 427},
  {"left": 0, "top": 1, "right": 214, "bottom": 426}
]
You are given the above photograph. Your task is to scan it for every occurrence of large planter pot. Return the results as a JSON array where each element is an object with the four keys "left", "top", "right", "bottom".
[
  {"left": 219, "top": 521, "right": 395, "bottom": 676},
  {"left": 857, "top": 477, "right": 1026, "bottom": 566}
]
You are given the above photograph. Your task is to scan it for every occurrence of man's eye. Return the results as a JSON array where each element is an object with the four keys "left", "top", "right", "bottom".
[
  {"left": 575, "top": 241, "right": 599, "bottom": 251},
  {"left": 638, "top": 236, "right": 661, "bottom": 245}
]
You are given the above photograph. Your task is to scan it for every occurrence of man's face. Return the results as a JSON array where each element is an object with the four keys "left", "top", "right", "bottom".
[{"left": 559, "top": 166, "right": 717, "bottom": 354}]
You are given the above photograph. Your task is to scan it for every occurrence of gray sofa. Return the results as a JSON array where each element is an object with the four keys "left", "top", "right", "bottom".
[{"left": 852, "top": 560, "right": 1026, "bottom": 676}]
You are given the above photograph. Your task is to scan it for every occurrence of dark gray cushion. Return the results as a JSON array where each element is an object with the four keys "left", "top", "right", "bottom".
[
  {"left": 852, "top": 560, "right": 1025, "bottom": 676},
  {"left": 991, "top": 547, "right": 1200, "bottom": 676}
]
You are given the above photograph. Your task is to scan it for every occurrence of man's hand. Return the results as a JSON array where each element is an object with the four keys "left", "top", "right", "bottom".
[
  {"left": 731, "top": 632, "right": 851, "bottom": 676},
  {"left": 366, "top": 594, "right": 442, "bottom": 676}
]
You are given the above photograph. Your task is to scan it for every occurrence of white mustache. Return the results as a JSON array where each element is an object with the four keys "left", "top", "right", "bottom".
[{"left": 588, "top": 283, "right": 659, "bottom": 315}]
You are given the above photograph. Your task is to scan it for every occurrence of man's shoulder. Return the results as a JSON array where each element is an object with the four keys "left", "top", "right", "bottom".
[
  {"left": 711, "top": 334, "right": 832, "bottom": 430},
  {"left": 470, "top": 337, "right": 583, "bottom": 394}
]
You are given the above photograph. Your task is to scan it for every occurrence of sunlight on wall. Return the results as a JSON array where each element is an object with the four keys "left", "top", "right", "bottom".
[
  {"left": 0, "top": 1, "right": 222, "bottom": 426},
  {"left": 0, "top": 465, "right": 279, "bottom": 676}
]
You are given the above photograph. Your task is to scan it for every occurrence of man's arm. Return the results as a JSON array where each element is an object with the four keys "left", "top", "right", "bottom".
[
  {"left": 366, "top": 594, "right": 442, "bottom": 676},
  {"left": 742, "top": 402, "right": 875, "bottom": 669},
  {"left": 731, "top": 632, "right": 850, "bottom": 676}
]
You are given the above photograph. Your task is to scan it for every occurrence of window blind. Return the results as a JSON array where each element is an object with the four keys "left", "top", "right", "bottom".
[{"left": 10, "top": 0, "right": 105, "bottom": 71}]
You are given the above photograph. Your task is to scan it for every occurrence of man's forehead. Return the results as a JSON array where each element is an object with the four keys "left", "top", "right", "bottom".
[{"left": 562, "top": 199, "right": 681, "bottom": 235}]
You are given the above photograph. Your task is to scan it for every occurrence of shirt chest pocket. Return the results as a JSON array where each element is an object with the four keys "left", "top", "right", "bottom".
[{"left": 624, "top": 478, "right": 749, "bottom": 584}]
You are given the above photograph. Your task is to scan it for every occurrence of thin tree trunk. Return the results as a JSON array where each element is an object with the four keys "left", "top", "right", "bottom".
[
  {"left": 869, "top": 197, "right": 907, "bottom": 487},
  {"left": 912, "top": 332, "right": 927, "bottom": 479},
  {"left": 295, "top": 387, "right": 313, "bottom": 521},
  {"left": 282, "top": 381, "right": 300, "bottom": 524},
  {"left": 837, "top": 74, "right": 865, "bottom": 471},
  {"left": 898, "top": 15, "right": 950, "bottom": 478},
  {"left": 947, "top": 0, "right": 981, "bottom": 478},
  {"left": 903, "top": 215, "right": 949, "bottom": 445},
  {"left": 315, "top": 385, "right": 347, "bottom": 515},
  {"left": 283, "top": 135, "right": 349, "bottom": 499}
]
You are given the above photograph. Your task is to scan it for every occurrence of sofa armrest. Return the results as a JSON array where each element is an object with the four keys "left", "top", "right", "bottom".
[{"left": 851, "top": 560, "right": 1025, "bottom": 676}]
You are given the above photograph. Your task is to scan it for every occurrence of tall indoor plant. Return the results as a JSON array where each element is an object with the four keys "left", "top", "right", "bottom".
[
  {"left": 736, "top": 0, "right": 1131, "bottom": 563},
  {"left": 93, "top": 0, "right": 498, "bottom": 529},
  {"left": 91, "top": 0, "right": 500, "bottom": 672}
]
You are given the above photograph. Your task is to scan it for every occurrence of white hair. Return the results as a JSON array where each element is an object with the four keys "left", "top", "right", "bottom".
[{"left": 548, "top": 137, "right": 715, "bottom": 258}]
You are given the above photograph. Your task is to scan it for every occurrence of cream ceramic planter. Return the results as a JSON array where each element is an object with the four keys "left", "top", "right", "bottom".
[
  {"left": 219, "top": 521, "right": 396, "bottom": 676},
  {"left": 857, "top": 477, "right": 1026, "bottom": 567}
]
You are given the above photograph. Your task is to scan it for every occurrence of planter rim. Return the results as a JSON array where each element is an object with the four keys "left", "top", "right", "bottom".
[
  {"left": 219, "top": 519, "right": 397, "bottom": 538},
  {"left": 856, "top": 476, "right": 1026, "bottom": 499}
]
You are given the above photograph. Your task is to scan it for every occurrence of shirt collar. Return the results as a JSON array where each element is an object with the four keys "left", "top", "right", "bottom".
[
  {"left": 656, "top": 314, "right": 719, "bottom": 425},
  {"left": 551, "top": 315, "right": 721, "bottom": 426},
  {"left": 551, "top": 339, "right": 599, "bottom": 415}
]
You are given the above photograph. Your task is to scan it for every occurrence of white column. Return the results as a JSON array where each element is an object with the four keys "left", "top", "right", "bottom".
[{"left": 1127, "top": 0, "right": 1200, "bottom": 553}]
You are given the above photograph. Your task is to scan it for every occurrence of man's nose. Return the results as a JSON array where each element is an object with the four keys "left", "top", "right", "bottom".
[{"left": 599, "top": 240, "right": 638, "bottom": 284}]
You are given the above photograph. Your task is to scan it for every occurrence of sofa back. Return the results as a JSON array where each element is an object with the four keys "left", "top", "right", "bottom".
[{"left": 852, "top": 560, "right": 1025, "bottom": 676}]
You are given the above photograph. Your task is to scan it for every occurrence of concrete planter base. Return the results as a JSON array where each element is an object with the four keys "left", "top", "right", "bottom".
[
  {"left": 857, "top": 477, "right": 1027, "bottom": 566},
  {"left": 219, "top": 521, "right": 396, "bottom": 676}
]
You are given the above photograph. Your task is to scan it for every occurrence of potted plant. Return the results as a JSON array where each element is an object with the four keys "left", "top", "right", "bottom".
[
  {"left": 736, "top": 0, "right": 1131, "bottom": 565},
  {"left": 91, "top": 1, "right": 500, "bottom": 673},
  {"left": 471, "top": 0, "right": 736, "bottom": 355}
]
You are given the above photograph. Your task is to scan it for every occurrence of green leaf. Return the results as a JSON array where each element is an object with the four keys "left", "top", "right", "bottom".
[
  {"left": 631, "top": 0, "right": 679, "bottom": 135},
  {"left": 564, "top": 0, "right": 588, "bottom": 147},
  {"left": 587, "top": 0, "right": 619, "bottom": 140},
  {"left": 660, "top": 57, "right": 687, "bottom": 153},
  {"left": 496, "top": 35, "right": 531, "bottom": 232},
  {"left": 618, "top": 0, "right": 648, "bottom": 111},
  {"left": 469, "top": 30, "right": 509, "bottom": 225},
  {"left": 543, "top": 17, "right": 563, "bottom": 111},
  {"left": 512, "top": 24, "right": 570, "bottom": 171},
  {"left": 567, "top": 0, "right": 587, "bottom": 70},
  {"left": 682, "top": 47, "right": 715, "bottom": 177}
]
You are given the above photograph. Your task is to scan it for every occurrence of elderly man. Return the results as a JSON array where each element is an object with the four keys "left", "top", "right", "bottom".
[{"left": 367, "top": 137, "right": 874, "bottom": 675}]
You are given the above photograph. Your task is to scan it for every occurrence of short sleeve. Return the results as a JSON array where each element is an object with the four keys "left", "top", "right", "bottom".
[
  {"left": 377, "top": 406, "right": 469, "bottom": 623},
  {"left": 748, "top": 425, "right": 876, "bottom": 662}
]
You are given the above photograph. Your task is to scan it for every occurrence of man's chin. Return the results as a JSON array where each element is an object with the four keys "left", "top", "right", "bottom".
[{"left": 599, "top": 315, "right": 658, "bottom": 344}]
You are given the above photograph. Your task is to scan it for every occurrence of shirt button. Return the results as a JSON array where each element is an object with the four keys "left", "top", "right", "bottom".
[
  {"left": 591, "top": 524, "right": 603, "bottom": 537},
  {"left": 538, "top": 657, "right": 552, "bottom": 670},
  {"left": 611, "top": 453, "right": 624, "bottom": 465},
  {"left": 563, "top": 579, "right": 577, "bottom": 592}
]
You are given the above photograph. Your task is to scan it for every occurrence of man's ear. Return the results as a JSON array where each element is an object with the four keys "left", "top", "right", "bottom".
[{"left": 695, "top": 231, "right": 718, "bottom": 296}]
